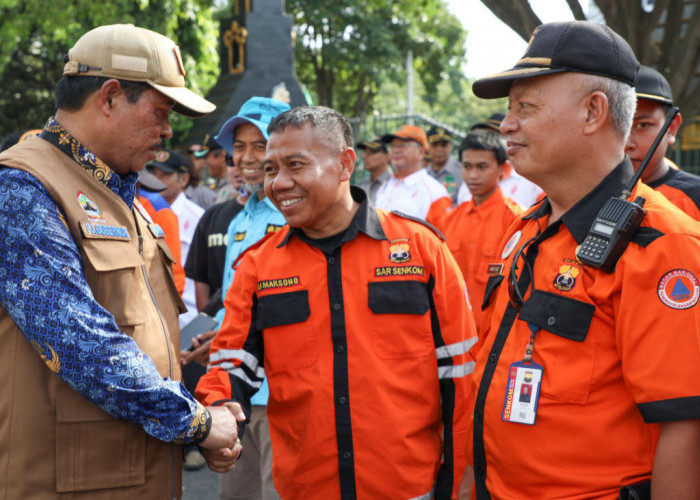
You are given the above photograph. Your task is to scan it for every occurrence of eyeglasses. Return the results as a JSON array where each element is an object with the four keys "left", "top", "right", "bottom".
[{"left": 507, "top": 234, "right": 538, "bottom": 311}]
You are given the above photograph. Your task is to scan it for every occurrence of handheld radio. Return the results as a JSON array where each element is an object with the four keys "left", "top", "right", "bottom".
[{"left": 575, "top": 106, "right": 679, "bottom": 273}]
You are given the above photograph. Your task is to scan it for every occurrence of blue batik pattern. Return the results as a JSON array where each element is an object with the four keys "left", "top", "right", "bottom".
[{"left": 0, "top": 124, "right": 208, "bottom": 444}]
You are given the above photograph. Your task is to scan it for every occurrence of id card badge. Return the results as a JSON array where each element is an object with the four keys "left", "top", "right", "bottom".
[{"left": 501, "top": 360, "right": 543, "bottom": 425}]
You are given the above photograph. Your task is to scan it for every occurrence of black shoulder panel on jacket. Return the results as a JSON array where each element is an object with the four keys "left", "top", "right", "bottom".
[
  {"left": 391, "top": 210, "right": 445, "bottom": 241},
  {"left": 632, "top": 226, "right": 665, "bottom": 248}
]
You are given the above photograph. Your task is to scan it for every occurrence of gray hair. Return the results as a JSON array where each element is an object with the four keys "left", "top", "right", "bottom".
[
  {"left": 580, "top": 74, "right": 637, "bottom": 142},
  {"left": 267, "top": 106, "right": 353, "bottom": 152}
]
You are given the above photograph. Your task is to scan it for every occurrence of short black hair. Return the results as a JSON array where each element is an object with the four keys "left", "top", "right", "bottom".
[
  {"left": 458, "top": 129, "right": 507, "bottom": 165},
  {"left": 268, "top": 106, "right": 353, "bottom": 151},
  {"left": 55, "top": 76, "right": 151, "bottom": 111}
]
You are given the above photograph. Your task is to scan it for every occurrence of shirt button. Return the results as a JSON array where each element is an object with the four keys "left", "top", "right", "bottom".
[
  {"left": 328, "top": 257, "right": 335, "bottom": 265},
  {"left": 343, "top": 451, "right": 352, "bottom": 460},
  {"left": 547, "top": 316, "right": 556, "bottom": 326},
  {"left": 339, "top": 396, "right": 347, "bottom": 405},
  {"left": 476, "top": 466, "right": 485, "bottom": 476},
  {"left": 336, "top": 345, "right": 344, "bottom": 353},
  {"left": 475, "top": 411, "right": 482, "bottom": 421},
  {"left": 333, "top": 303, "right": 341, "bottom": 311},
  {"left": 488, "top": 354, "right": 497, "bottom": 363}
]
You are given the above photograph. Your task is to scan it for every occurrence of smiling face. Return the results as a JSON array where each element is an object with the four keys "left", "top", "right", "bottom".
[
  {"left": 500, "top": 73, "right": 588, "bottom": 184},
  {"left": 233, "top": 123, "right": 267, "bottom": 195},
  {"left": 263, "top": 122, "right": 355, "bottom": 238}
]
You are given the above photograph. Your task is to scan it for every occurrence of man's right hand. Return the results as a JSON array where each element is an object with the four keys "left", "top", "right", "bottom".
[
  {"left": 199, "top": 402, "right": 247, "bottom": 472},
  {"left": 180, "top": 329, "right": 217, "bottom": 366}
]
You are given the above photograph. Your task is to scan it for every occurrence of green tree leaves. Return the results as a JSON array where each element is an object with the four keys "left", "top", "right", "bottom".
[{"left": 0, "top": 0, "right": 219, "bottom": 143}]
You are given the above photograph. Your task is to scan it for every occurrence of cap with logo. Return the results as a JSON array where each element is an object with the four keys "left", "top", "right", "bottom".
[
  {"left": 63, "top": 24, "right": 215, "bottom": 117},
  {"left": 356, "top": 138, "right": 388, "bottom": 153},
  {"left": 214, "top": 97, "right": 291, "bottom": 154},
  {"left": 193, "top": 134, "right": 223, "bottom": 158},
  {"left": 470, "top": 113, "right": 505, "bottom": 133},
  {"left": 427, "top": 126, "right": 452, "bottom": 144},
  {"left": 636, "top": 65, "right": 673, "bottom": 106},
  {"left": 473, "top": 21, "right": 640, "bottom": 99},
  {"left": 380, "top": 125, "right": 429, "bottom": 150},
  {"left": 147, "top": 149, "right": 190, "bottom": 175}
]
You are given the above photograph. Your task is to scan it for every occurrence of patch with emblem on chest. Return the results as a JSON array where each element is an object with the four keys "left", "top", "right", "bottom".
[
  {"left": 553, "top": 259, "right": 581, "bottom": 292},
  {"left": 389, "top": 238, "right": 411, "bottom": 263}
]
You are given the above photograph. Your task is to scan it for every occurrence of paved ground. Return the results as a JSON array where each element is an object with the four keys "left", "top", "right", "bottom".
[{"left": 182, "top": 465, "right": 219, "bottom": 499}]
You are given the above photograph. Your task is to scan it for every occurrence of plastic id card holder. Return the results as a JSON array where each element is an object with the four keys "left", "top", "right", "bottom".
[{"left": 501, "top": 360, "right": 543, "bottom": 425}]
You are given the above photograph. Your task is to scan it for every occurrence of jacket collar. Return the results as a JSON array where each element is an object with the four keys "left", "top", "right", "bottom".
[
  {"left": 524, "top": 158, "right": 634, "bottom": 244},
  {"left": 40, "top": 117, "right": 138, "bottom": 206},
  {"left": 278, "top": 186, "right": 387, "bottom": 247}
]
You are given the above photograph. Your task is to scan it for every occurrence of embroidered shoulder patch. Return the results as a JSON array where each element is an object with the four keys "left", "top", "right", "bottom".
[{"left": 658, "top": 269, "right": 700, "bottom": 309}]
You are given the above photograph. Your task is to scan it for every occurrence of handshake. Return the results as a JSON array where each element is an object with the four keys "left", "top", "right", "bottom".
[{"left": 199, "top": 402, "right": 247, "bottom": 472}]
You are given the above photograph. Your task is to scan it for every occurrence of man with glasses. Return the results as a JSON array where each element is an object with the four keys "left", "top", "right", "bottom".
[
  {"left": 374, "top": 125, "right": 448, "bottom": 219},
  {"left": 461, "top": 21, "right": 700, "bottom": 499}
]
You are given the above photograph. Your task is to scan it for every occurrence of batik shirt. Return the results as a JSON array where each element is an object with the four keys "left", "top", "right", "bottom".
[{"left": 0, "top": 118, "right": 208, "bottom": 444}]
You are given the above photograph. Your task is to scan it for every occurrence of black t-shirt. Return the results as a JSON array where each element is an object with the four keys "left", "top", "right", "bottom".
[{"left": 184, "top": 198, "right": 244, "bottom": 299}]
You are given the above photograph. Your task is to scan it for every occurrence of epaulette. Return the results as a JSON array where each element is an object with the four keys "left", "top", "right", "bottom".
[
  {"left": 231, "top": 226, "right": 287, "bottom": 271},
  {"left": 390, "top": 210, "right": 445, "bottom": 241}
]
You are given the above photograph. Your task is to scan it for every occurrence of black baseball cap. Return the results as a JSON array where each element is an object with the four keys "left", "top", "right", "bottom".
[
  {"left": 427, "top": 126, "right": 452, "bottom": 144},
  {"left": 470, "top": 113, "right": 505, "bottom": 133},
  {"left": 193, "top": 133, "right": 223, "bottom": 158},
  {"left": 147, "top": 149, "right": 190, "bottom": 174},
  {"left": 636, "top": 65, "right": 673, "bottom": 106},
  {"left": 473, "top": 21, "right": 640, "bottom": 99},
  {"left": 356, "top": 138, "right": 387, "bottom": 153}
]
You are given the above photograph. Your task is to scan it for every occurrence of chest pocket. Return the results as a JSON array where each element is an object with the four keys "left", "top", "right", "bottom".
[
  {"left": 367, "top": 280, "right": 433, "bottom": 359},
  {"left": 518, "top": 290, "right": 596, "bottom": 403},
  {"left": 81, "top": 239, "right": 149, "bottom": 327},
  {"left": 256, "top": 290, "right": 314, "bottom": 372}
]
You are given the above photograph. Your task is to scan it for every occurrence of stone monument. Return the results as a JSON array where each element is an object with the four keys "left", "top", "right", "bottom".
[{"left": 188, "top": 0, "right": 308, "bottom": 143}]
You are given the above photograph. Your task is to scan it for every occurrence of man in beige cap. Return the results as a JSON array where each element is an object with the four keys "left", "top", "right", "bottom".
[{"left": 0, "top": 24, "right": 243, "bottom": 498}]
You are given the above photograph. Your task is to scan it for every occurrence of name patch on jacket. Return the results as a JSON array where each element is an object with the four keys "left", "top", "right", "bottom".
[
  {"left": 266, "top": 224, "right": 284, "bottom": 233},
  {"left": 375, "top": 265, "right": 424, "bottom": 277},
  {"left": 80, "top": 221, "right": 130, "bottom": 241},
  {"left": 258, "top": 276, "right": 300, "bottom": 291}
]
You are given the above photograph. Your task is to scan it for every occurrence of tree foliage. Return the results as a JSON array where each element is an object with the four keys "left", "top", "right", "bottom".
[
  {"left": 0, "top": 0, "right": 220, "bottom": 142},
  {"left": 479, "top": 0, "right": 700, "bottom": 119},
  {"left": 287, "top": 0, "right": 468, "bottom": 118}
]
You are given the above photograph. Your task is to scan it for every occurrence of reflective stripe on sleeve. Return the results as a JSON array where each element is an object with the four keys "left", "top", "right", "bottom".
[
  {"left": 435, "top": 337, "right": 478, "bottom": 359},
  {"left": 210, "top": 348, "right": 263, "bottom": 376},
  {"left": 211, "top": 362, "right": 264, "bottom": 389},
  {"left": 438, "top": 361, "right": 475, "bottom": 380}
]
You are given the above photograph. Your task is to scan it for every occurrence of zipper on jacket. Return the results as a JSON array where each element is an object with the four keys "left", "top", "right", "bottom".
[{"left": 134, "top": 215, "right": 175, "bottom": 379}]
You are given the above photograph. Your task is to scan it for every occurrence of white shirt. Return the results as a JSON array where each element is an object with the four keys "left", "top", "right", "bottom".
[
  {"left": 374, "top": 168, "right": 449, "bottom": 219},
  {"left": 457, "top": 169, "right": 543, "bottom": 210},
  {"left": 170, "top": 192, "right": 205, "bottom": 327}
]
